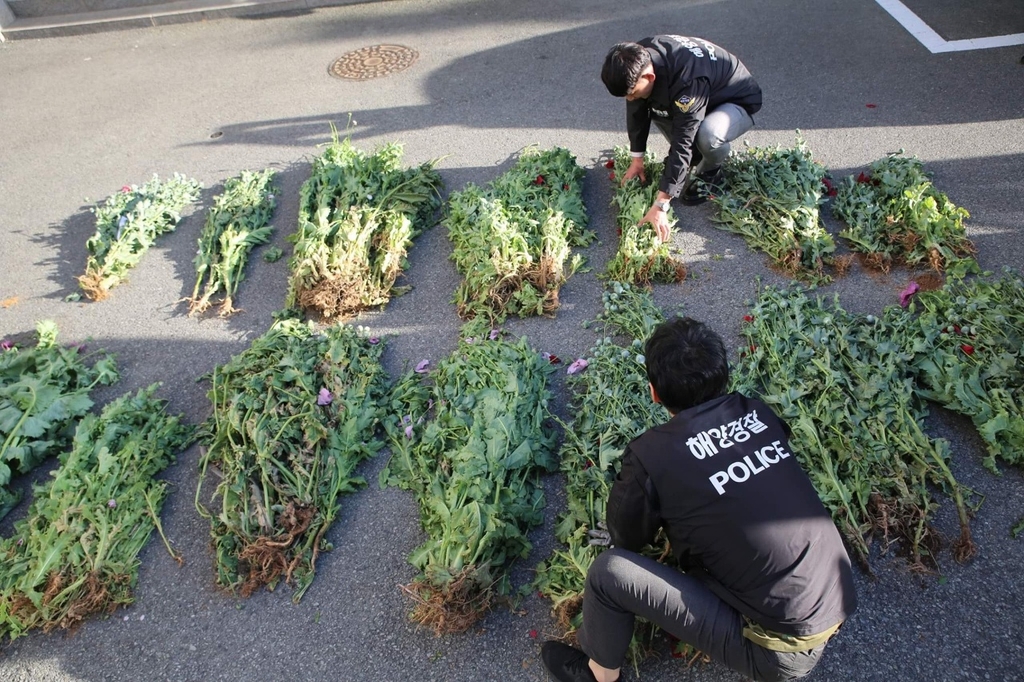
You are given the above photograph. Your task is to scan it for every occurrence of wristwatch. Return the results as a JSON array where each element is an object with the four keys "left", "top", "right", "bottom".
[{"left": 654, "top": 199, "right": 670, "bottom": 212}]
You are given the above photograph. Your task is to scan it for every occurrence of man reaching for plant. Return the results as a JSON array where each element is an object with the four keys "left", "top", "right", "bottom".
[
  {"left": 601, "top": 36, "right": 762, "bottom": 242},
  {"left": 540, "top": 317, "right": 857, "bottom": 682}
]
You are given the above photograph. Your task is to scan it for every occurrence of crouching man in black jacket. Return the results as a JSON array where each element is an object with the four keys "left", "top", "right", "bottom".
[
  {"left": 541, "top": 318, "right": 857, "bottom": 682},
  {"left": 602, "top": 36, "right": 762, "bottom": 242}
]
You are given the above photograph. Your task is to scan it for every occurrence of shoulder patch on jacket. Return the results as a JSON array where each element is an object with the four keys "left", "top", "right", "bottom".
[{"left": 676, "top": 96, "right": 696, "bottom": 113}]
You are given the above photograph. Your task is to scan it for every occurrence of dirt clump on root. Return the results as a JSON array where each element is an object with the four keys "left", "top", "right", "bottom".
[
  {"left": 238, "top": 502, "right": 316, "bottom": 597},
  {"left": 913, "top": 272, "right": 944, "bottom": 291},
  {"left": 399, "top": 567, "right": 497, "bottom": 636},
  {"left": 296, "top": 271, "right": 376, "bottom": 321},
  {"left": 831, "top": 254, "right": 855, "bottom": 278},
  {"left": 76, "top": 273, "right": 111, "bottom": 301}
]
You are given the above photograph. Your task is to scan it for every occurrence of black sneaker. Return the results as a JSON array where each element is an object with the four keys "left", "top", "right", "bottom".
[
  {"left": 540, "top": 641, "right": 601, "bottom": 682},
  {"left": 680, "top": 167, "right": 723, "bottom": 205}
]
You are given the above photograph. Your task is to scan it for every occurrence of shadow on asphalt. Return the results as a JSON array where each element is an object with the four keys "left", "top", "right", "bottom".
[{"left": 177, "top": 3, "right": 1023, "bottom": 152}]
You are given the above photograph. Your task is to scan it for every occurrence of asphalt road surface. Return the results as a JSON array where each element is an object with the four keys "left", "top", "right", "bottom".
[{"left": 1, "top": 0, "right": 1023, "bottom": 680}]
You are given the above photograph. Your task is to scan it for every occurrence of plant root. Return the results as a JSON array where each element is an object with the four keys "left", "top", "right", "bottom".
[
  {"left": 832, "top": 254, "right": 855, "bottom": 278},
  {"left": 237, "top": 502, "right": 316, "bottom": 597},
  {"left": 552, "top": 593, "right": 583, "bottom": 635},
  {"left": 76, "top": 273, "right": 112, "bottom": 302},
  {"left": 295, "top": 269, "right": 377, "bottom": 321},
  {"left": 399, "top": 567, "right": 496, "bottom": 636}
]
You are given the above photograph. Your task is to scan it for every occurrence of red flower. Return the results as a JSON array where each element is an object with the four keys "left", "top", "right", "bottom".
[
  {"left": 953, "top": 325, "right": 962, "bottom": 334},
  {"left": 961, "top": 344, "right": 975, "bottom": 355},
  {"left": 743, "top": 315, "right": 754, "bottom": 323},
  {"left": 535, "top": 175, "right": 545, "bottom": 185},
  {"left": 584, "top": 459, "right": 594, "bottom": 469},
  {"left": 529, "top": 629, "right": 538, "bottom": 639},
  {"left": 604, "top": 159, "right": 615, "bottom": 169},
  {"left": 749, "top": 344, "right": 758, "bottom": 352},
  {"left": 121, "top": 185, "right": 132, "bottom": 193},
  {"left": 856, "top": 172, "right": 872, "bottom": 184},
  {"left": 866, "top": 103, "right": 877, "bottom": 108},
  {"left": 616, "top": 227, "right": 622, "bottom": 236},
  {"left": 563, "top": 184, "right": 570, "bottom": 190},
  {"left": 609, "top": 172, "right": 616, "bottom": 181}
]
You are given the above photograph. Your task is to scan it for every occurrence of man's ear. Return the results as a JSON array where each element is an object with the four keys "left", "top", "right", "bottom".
[{"left": 649, "top": 382, "right": 661, "bottom": 404}]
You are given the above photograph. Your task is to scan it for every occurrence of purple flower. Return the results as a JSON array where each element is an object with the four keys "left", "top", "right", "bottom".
[
  {"left": 899, "top": 281, "right": 920, "bottom": 308},
  {"left": 465, "top": 337, "right": 476, "bottom": 344},
  {"left": 566, "top": 358, "right": 589, "bottom": 375},
  {"left": 415, "top": 360, "right": 430, "bottom": 373},
  {"left": 368, "top": 337, "right": 380, "bottom": 345},
  {"left": 404, "top": 425, "right": 414, "bottom": 439},
  {"left": 402, "top": 415, "right": 412, "bottom": 425},
  {"left": 489, "top": 328, "right": 500, "bottom": 341},
  {"left": 0, "top": 340, "right": 12, "bottom": 351},
  {"left": 108, "top": 499, "right": 117, "bottom": 509},
  {"left": 317, "top": 388, "right": 333, "bottom": 405}
]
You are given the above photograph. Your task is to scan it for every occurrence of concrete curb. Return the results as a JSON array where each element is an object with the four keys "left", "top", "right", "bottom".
[
  {"left": 0, "top": 0, "right": 17, "bottom": 41},
  {"left": 0, "top": 0, "right": 367, "bottom": 40}
]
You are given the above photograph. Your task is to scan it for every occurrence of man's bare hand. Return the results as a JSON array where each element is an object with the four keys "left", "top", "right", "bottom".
[
  {"left": 620, "top": 157, "right": 647, "bottom": 185},
  {"left": 640, "top": 205, "right": 672, "bottom": 242}
]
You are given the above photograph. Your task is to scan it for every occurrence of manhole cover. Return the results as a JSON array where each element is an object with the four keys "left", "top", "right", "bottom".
[{"left": 329, "top": 45, "right": 419, "bottom": 80}]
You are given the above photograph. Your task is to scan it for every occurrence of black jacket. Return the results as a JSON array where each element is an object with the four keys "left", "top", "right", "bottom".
[
  {"left": 627, "top": 35, "right": 762, "bottom": 197},
  {"left": 606, "top": 392, "right": 857, "bottom": 637}
]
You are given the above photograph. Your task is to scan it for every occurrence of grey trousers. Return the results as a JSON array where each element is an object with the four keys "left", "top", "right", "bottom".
[
  {"left": 654, "top": 102, "right": 755, "bottom": 175},
  {"left": 577, "top": 548, "right": 826, "bottom": 682}
]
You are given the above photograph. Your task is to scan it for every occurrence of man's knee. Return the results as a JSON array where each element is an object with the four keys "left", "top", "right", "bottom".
[
  {"left": 586, "top": 547, "right": 637, "bottom": 594},
  {"left": 695, "top": 126, "right": 726, "bottom": 156}
]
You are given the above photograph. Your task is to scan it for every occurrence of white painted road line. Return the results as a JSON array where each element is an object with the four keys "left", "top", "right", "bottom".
[{"left": 875, "top": 0, "right": 1024, "bottom": 53}]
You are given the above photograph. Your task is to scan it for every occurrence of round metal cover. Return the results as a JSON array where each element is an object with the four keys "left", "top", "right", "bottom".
[{"left": 329, "top": 45, "right": 419, "bottom": 80}]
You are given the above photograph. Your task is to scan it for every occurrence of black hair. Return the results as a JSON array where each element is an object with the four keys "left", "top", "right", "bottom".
[
  {"left": 644, "top": 317, "right": 729, "bottom": 414},
  {"left": 601, "top": 42, "right": 652, "bottom": 97}
]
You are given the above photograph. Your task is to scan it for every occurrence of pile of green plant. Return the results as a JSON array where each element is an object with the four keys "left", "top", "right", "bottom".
[
  {"left": 79, "top": 174, "right": 202, "bottom": 300},
  {"left": 189, "top": 169, "right": 278, "bottom": 317},
  {"left": 832, "top": 152, "right": 978, "bottom": 277},
  {"left": 447, "top": 147, "right": 594, "bottom": 326},
  {"left": 286, "top": 132, "right": 443, "bottom": 320},
  {"left": 381, "top": 331, "right": 558, "bottom": 634},
  {"left": 195, "top": 320, "right": 389, "bottom": 602},
  {"left": 711, "top": 136, "right": 837, "bottom": 284},
  {"left": 534, "top": 282, "right": 666, "bottom": 640},
  {"left": 887, "top": 270, "right": 1023, "bottom": 474},
  {"left": 0, "top": 385, "right": 191, "bottom": 641},
  {"left": 732, "top": 284, "right": 975, "bottom": 567},
  {"left": 0, "top": 321, "right": 119, "bottom": 521},
  {"left": 604, "top": 150, "right": 686, "bottom": 285}
]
